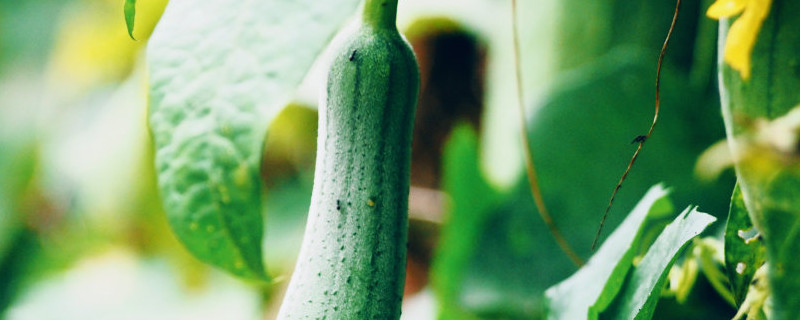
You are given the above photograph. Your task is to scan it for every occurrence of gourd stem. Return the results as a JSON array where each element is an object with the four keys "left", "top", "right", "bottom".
[{"left": 362, "top": 0, "right": 399, "bottom": 29}]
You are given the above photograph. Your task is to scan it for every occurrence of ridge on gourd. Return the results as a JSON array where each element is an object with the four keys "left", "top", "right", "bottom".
[{"left": 276, "top": 0, "right": 419, "bottom": 319}]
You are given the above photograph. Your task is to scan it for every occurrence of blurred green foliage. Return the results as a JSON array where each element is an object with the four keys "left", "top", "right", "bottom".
[
  {"left": 0, "top": 0, "right": 64, "bottom": 69},
  {"left": 0, "top": 0, "right": 776, "bottom": 319}
]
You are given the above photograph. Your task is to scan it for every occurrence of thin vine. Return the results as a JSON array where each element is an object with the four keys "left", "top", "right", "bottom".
[{"left": 592, "top": 0, "right": 682, "bottom": 250}]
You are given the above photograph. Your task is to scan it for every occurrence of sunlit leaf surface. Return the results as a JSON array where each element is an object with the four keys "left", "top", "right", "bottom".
[
  {"left": 545, "top": 184, "right": 673, "bottom": 320},
  {"left": 601, "top": 207, "right": 716, "bottom": 320},
  {"left": 147, "top": 0, "right": 360, "bottom": 281}
]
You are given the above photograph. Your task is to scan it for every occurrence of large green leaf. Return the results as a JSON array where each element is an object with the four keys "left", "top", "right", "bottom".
[
  {"left": 147, "top": 0, "right": 360, "bottom": 281},
  {"left": 723, "top": 183, "right": 766, "bottom": 306},
  {"left": 601, "top": 207, "right": 716, "bottom": 320},
  {"left": 717, "top": 1, "right": 800, "bottom": 318},
  {"left": 545, "top": 184, "right": 673, "bottom": 320}
]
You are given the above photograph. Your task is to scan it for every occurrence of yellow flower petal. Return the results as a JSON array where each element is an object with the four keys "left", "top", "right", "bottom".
[
  {"left": 723, "top": 0, "right": 772, "bottom": 80},
  {"left": 725, "top": 23, "right": 754, "bottom": 79},
  {"left": 707, "top": 0, "right": 748, "bottom": 19}
]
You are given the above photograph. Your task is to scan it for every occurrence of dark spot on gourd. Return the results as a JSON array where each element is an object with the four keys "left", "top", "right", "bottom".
[
  {"left": 336, "top": 200, "right": 341, "bottom": 211},
  {"left": 349, "top": 50, "right": 357, "bottom": 61}
]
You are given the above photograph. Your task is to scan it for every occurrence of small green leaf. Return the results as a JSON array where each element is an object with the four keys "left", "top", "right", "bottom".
[
  {"left": 724, "top": 183, "right": 766, "bottom": 306},
  {"left": 601, "top": 207, "right": 716, "bottom": 320},
  {"left": 124, "top": 0, "right": 136, "bottom": 40},
  {"left": 545, "top": 184, "right": 673, "bottom": 320},
  {"left": 147, "top": 0, "right": 360, "bottom": 281}
]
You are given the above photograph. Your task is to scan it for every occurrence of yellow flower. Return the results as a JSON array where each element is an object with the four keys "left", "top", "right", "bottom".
[{"left": 707, "top": 0, "right": 772, "bottom": 80}]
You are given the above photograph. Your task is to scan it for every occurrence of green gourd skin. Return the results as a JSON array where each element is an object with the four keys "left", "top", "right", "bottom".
[{"left": 276, "top": 0, "right": 419, "bottom": 319}]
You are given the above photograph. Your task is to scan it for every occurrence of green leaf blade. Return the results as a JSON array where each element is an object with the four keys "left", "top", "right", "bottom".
[
  {"left": 601, "top": 207, "right": 716, "bottom": 320},
  {"left": 717, "top": 3, "right": 800, "bottom": 317},
  {"left": 147, "top": 0, "right": 360, "bottom": 281},
  {"left": 724, "top": 182, "right": 766, "bottom": 306},
  {"left": 124, "top": 0, "right": 136, "bottom": 40},
  {"left": 544, "top": 184, "right": 673, "bottom": 320}
]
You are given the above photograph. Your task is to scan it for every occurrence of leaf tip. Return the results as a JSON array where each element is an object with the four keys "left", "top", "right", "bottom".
[{"left": 124, "top": 0, "right": 137, "bottom": 41}]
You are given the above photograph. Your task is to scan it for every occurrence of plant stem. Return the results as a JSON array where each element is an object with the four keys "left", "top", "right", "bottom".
[
  {"left": 511, "top": 0, "right": 584, "bottom": 267},
  {"left": 362, "top": 0, "right": 398, "bottom": 29}
]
